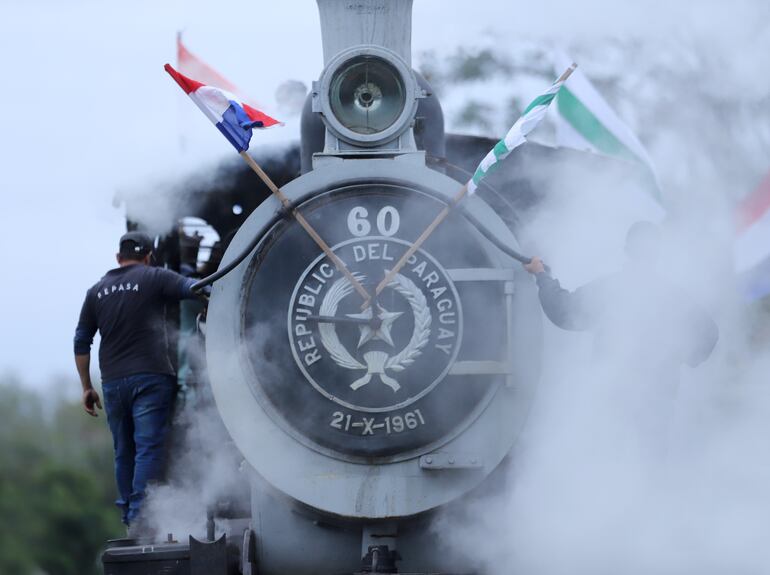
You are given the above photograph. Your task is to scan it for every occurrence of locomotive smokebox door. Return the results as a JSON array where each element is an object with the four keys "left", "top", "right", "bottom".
[{"left": 206, "top": 158, "right": 542, "bottom": 521}]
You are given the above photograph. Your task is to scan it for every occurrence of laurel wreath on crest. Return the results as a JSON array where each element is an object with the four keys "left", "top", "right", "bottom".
[
  {"left": 385, "top": 272, "right": 431, "bottom": 372},
  {"left": 317, "top": 272, "right": 431, "bottom": 372}
]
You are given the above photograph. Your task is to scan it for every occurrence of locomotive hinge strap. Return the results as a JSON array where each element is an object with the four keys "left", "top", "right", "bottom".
[{"left": 419, "top": 452, "right": 484, "bottom": 470}]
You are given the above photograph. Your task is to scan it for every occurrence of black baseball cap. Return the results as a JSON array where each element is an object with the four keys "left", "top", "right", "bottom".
[{"left": 119, "top": 231, "right": 154, "bottom": 258}]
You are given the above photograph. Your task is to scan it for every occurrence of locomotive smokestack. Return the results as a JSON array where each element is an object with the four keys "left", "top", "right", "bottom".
[{"left": 316, "top": 0, "right": 413, "bottom": 64}]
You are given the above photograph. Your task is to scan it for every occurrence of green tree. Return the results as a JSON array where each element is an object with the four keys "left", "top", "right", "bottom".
[{"left": 0, "top": 377, "right": 123, "bottom": 575}]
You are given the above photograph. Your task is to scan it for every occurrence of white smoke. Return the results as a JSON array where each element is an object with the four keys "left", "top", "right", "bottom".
[
  {"left": 422, "top": 1, "right": 770, "bottom": 570},
  {"left": 139, "top": 389, "right": 247, "bottom": 540},
  {"left": 427, "top": 153, "right": 770, "bottom": 572},
  {"left": 138, "top": 327, "right": 299, "bottom": 542},
  {"left": 429, "top": 45, "right": 770, "bottom": 575}
]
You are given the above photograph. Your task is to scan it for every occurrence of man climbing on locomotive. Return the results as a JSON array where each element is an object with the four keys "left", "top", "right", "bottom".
[{"left": 73, "top": 231, "right": 199, "bottom": 531}]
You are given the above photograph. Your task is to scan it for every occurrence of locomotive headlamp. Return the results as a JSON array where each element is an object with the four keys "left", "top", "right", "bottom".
[
  {"left": 314, "top": 46, "right": 420, "bottom": 148},
  {"left": 329, "top": 55, "right": 405, "bottom": 135}
]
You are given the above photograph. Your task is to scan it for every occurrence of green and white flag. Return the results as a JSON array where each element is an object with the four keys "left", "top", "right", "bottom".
[
  {"left": 467, "top": 63, "right": 576, "bottom": 195},
  {"left": 551, "top": 52, "right": 661, "bottom": 201}
]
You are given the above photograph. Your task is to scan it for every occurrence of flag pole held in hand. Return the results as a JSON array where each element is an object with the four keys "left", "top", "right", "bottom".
[{"left": 369, "top": 64, "right": 577, "bottom": 307}]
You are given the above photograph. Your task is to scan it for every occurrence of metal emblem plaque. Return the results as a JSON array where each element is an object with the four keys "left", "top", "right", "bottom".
[{"left": 241, "top": 186, "right": 506, "bottom": 460}]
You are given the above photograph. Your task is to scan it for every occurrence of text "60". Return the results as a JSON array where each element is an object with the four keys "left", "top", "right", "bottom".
[{"left": 347, "top": 206, "right": 400, "bottom": 237}]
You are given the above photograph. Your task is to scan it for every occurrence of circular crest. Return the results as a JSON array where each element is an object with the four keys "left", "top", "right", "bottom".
[{"left": 288, "top": 237, "right": 463, "bottom": 414}]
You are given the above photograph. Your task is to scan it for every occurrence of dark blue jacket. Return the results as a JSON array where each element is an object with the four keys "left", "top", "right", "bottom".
[{"left": 74, "top": 264, "right": 196, "bottom": 381}]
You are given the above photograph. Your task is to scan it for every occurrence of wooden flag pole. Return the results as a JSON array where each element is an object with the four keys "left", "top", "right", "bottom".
[
  {"left": 239, "top": 151, "right": 371, "bottom": 305},
  {"left": 367, "top": 186, "right": 467, "bottom": 309}
]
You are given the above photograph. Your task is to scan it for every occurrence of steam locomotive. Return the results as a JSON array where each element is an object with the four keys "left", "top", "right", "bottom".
[{"left": 102, "top": 1, "right": 640, "bottom": 573}]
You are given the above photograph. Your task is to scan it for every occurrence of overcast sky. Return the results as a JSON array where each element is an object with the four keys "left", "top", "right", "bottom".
[{"left": 1, "top": 0, "right": 767, "bottom": 389}]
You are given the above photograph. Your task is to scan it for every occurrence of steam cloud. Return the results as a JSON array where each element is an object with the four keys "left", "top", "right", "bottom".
[
  {"left": 429, "top": 4, "right": 770, "bottom": 572},
  {"left": 139, "top": 384, "right": 246, "bottom": 540},
  {"left": 431, "top": 162, "right": 770, "bottom": 573}
]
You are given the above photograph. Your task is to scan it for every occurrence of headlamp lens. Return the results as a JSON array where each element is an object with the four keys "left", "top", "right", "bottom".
[{"left": 329, "top": 56, "right": 406, "bottom": 135}]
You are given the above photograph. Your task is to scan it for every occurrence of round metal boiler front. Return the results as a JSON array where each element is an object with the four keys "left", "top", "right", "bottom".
[{"left": 205, "top": 159, "right": 541, "bottom": 519}]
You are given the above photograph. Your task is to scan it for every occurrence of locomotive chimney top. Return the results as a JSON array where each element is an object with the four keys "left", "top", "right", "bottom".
[{"left": 316, "top": 0, "right": 413, "bottom": 65}]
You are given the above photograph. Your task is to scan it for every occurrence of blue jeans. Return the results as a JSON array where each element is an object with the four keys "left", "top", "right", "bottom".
[{"left": 102, "top": 373, "right": 176, "bottom": 525}]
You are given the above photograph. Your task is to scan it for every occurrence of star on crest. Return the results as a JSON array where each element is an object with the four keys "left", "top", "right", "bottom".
[{"left": 346, "top": 305, "right": 403, "bottom": 348}]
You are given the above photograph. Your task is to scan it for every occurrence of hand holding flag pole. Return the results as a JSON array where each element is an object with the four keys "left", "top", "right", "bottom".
[
  {"left": 164, "top": 64, "right": 371, "bottom": 306},
  {"left": 365, "top": 63, "right": 577, "bottom": 309}
]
